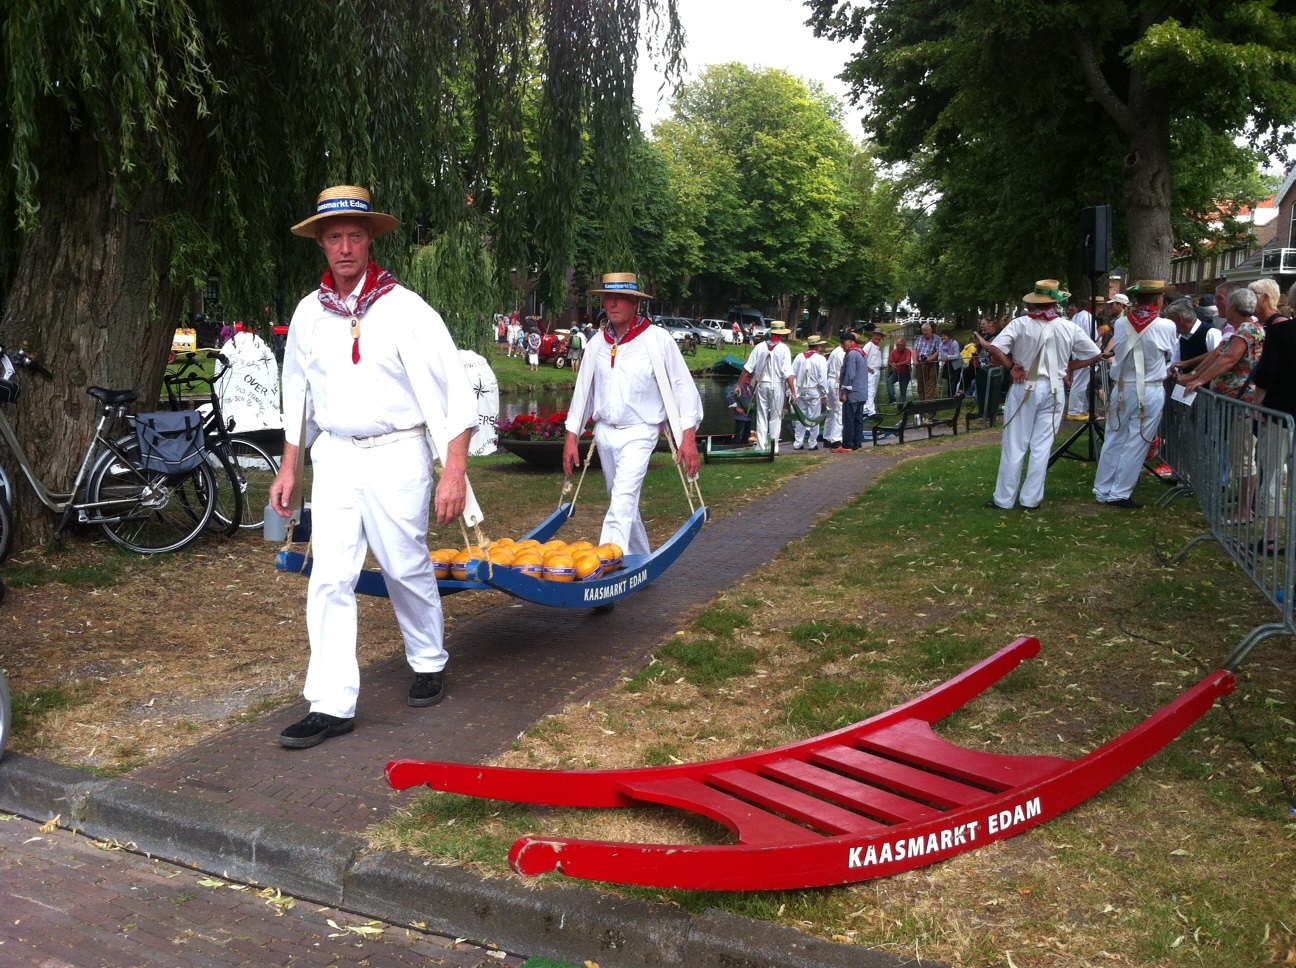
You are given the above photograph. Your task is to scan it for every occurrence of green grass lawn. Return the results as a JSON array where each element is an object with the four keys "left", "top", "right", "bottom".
[{"left": 371, "top": 444, "right": 1296, "bottom": 967}]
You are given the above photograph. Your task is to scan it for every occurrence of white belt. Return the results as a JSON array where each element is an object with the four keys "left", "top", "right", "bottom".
[{"left": 349, "top": 425, "right": 426, "bottom": 448}]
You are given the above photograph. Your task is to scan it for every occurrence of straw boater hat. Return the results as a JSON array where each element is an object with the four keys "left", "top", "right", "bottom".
[
  {"left": 291, "top": 185, "right": 401, "bottom": 238},
  {"left": 587, "top": 272, "right": 651, "bottom": 300},
  {"left": 1022, "top": 279, "right": 1066, "bottom": 305},
  {"left": 1127, "top": 280, "right": 1176, "bottom": 295},
  {"left": 806, "top": 335, "right": 824, "bottom": 346},
  {"left": 769, "top": 320, "right": 792, "bottom": 336}
]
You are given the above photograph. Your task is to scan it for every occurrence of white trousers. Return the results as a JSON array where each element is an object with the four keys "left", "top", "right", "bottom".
[
  {"left": 793, "top": 392, "right": 823, "bottom": 447},
  {"left": 993, "top": 378, "right": 1064, "bottom": 509},
  {"left": 865, "top": 370, "right": 880, "bottom": 416},
  {"left": 1068, "top": 366, "right": 1091, "bottom": 416},
  {"left": 1093, "top": 382, "right": 1165, "bottom": 503},
  {"left": 305, "top": 431, "right": 446, "bottom": 719},
  {"left": 754, "top": 382, "right": 786, "bottom": 451},
  {"left": 823, "top": 392, "right": 843, "bottom": 443},
  {"left": 595, "top": 421, "right": 656, "bottom": 557}
]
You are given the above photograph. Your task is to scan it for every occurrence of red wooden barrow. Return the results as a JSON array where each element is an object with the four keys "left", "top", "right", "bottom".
[{"left": 386, "top": 637, "right": 1233, "bottom": 891}]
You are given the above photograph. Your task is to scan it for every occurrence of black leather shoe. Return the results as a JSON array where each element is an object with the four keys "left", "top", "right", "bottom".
[
  {"left": 278, "top": 711, "right": 354, "bottom": 749},
  {"left": 983, "top": 500, "right": 1006, "bottom": 509},
  {"left": 1105, "top": 498, "right": 1142, "bottom": 509},
  {"left": 409, "top": 670, "right": 446, "bottom": 707}
]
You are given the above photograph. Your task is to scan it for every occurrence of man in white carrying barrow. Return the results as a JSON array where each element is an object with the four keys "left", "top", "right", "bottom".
[
  {"left": 563, "top": 272, "right": 702, "bottom": 564},
  {"left": 268, "top": 185, "right": 480, "bottom": 749},
  {"left": 979, "top": 279, "right": 1102, "bottom": 511},
  {"left": 736, "top": 320, "right": 797, "bottom": 453}
]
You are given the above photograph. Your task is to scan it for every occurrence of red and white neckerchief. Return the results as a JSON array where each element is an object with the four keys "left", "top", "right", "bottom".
[
  {"left": 802, "top": 348, "right": 817, "bottom": 358},
  {"left": 603, "top": 315, "right": 651, "bottom": 367},
  {"left": 1126, "top": 303, "right": 1160, "bottom": 333},
  {"left": 1027, "top": 308, "right": 1060, "bottom": 321},
  {"left": 318, "top": 260, "right": 399, "bottom": 364}
]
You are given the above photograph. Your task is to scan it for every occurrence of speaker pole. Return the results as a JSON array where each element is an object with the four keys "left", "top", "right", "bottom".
[{"left": 1048, "top": 272, "right": 1105, "bottom": 467}]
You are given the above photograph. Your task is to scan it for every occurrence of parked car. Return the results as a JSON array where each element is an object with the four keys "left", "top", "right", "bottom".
[
  {"left": 651, "top": 316, "right": 698, "bottom": 346},
  {"left": 699, "top": 318, "right": 742, "bottom": 344},
  {"left": 677, "top": 317, "right": 722, "bottom": 348}
]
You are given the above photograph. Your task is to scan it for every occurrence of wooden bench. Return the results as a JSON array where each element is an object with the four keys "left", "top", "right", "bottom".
[{"left": 869, "top": 396, "right": 964, "bottom": 444}]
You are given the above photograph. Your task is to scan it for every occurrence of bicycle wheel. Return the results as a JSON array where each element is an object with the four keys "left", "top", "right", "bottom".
[
  {"left": 0, "top": 492, "right": 12, "bottom": 564},
  {"left": 87, "top": 445, "right": 217, "bottom": 553},
  {"left": 0, "top": 666, "right": 9, "bottom": 760},
  {"left": 225, "top": 437, "right": 280, "bottom": 530},
  {"left": 203, "top": 445, "right": 243, "bottom": 537}
]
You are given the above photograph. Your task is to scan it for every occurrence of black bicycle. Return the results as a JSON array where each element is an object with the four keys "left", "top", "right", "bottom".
[{"left": 163, "top": 352, "right": 281, "bottom": 534}]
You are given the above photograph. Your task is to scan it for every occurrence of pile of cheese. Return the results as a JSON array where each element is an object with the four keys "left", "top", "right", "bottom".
[{"left": 431, "top": 538, "right": 624, "bottom": 583}]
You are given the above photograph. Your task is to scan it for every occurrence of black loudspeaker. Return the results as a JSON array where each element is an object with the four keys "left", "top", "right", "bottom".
[{"left": 1081, "top": 204, "right": 1111, "bottom": 276}]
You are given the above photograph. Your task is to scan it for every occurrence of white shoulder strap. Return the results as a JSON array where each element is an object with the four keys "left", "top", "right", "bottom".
[{"left": 645, "top": 332, "right": 686, "bottom": 446}]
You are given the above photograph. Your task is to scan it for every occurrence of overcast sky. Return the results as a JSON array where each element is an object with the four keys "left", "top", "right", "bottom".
[{"left": 634, "top": 0, "right": 869, "bottom": 138}]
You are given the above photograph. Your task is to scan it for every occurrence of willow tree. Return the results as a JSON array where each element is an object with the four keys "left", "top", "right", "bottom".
[{"left": 0, "top": 0, "right": 680, "bottom": 549}]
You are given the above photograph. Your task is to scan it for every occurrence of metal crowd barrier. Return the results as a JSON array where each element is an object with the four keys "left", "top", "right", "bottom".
[{"left": 1161, "top": 387, "right": 1295, "bottom": 668}]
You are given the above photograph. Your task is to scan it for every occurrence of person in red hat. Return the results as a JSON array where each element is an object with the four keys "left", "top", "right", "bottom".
[{"left": 269, "top": 185, "right": 479, "bottom": 748}]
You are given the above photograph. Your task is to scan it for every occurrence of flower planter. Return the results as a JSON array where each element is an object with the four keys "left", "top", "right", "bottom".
[{"left": 498, "top": 437, "right": 598, "bottom": 469}]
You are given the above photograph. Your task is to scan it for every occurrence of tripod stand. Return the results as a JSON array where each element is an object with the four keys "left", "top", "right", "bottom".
[{"left": 1049, "top": 274, "right": 1105, "bottom": 467}]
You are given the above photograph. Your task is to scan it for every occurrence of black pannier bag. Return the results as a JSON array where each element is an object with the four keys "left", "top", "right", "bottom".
[{"left": 135, "top": 411, "right": 207, "bottom": 474}]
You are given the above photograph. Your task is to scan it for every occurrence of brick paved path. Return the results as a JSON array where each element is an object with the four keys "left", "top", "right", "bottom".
[
  {"left": 0, "top": 813, "right": 527, "bottom": 967},
  {"left": 133, "top": 439, "right": 981, "bottom": 835}
]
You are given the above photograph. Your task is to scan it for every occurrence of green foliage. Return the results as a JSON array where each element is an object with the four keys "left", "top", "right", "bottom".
[
  {"left": 807, "top": 0, "right": 1296, "bottom": 310},
  {"left": 657, "top": 637, "right": 759, "bottom": 686},
  {"left": 405, "top": 218, "right": 503, "bottom": 355}
]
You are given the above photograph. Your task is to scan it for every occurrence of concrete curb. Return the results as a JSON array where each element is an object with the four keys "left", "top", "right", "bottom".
[{"left": 0, "top": 752, "right": 936, "bottom": 968}]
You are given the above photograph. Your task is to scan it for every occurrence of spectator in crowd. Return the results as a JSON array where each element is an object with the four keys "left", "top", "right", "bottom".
[
  {"left": 726, "top": 382, "right": 753, "bottom": 446},
  {"left": 1165, "top": 296, "right": 1220, "bottom": 367},
  {"left": 1177, "top": 287, "right": 1263, "bottom": 402},
  {"left": 822, "top": 337, "right": 845, "bottom": 448},
  {"left": 1250, "top": 277, "right": 1289, "bottom": 331},
  {"left": 913, "top": 322, "right": 941, "bottom": 401},
  {"left": 970, "top": 317, "right": 1004, "bottom": 419},
  {"left": 1215, "top": 282, "right": 1246, "bottom": 339},
  {"left": 1195, "top": 293, "right": 1218, "bottom": 330},
  {"left": 736, "top": 321, "right": 796, "bottom": 453},
  {"left": 980, "top": 279, "right": 1102, "bottom": 510},
  {"left": 506, "top": 316, "right": 522, "bottom": 358},
  {"left": 567, "top": 325, "right": 585, "bottom": 373},
  {"left": 887, "top": 335, "right": 913, "bottom": 405},
  {"left": 1092, "top": 280, "right": 1179, "bottom": 509},
  {"left": 791, "top": 335, "right": 829, "bottom": 450},
  {"left": 939, "top": 329, "right": 964, "bottom": 396},
  {"left": 1249, "top": 282, "right": 1296, "bottom": 553},
  {"left": 1176, "top": 286, "right": 1266, "bottom": 524},
  {"left": 833, "top": 332, "right": 870, "bottom": 452},
  {"left": 1067, "top": 294, "right": 1097, "bottom": 420},
  {"left": 525, "top": 325, "right": 542, "bottom": 371}
]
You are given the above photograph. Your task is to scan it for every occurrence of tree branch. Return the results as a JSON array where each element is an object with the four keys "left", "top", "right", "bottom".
[{"left": 1073, "top": 30, "right": 1138, "bottom": 139}]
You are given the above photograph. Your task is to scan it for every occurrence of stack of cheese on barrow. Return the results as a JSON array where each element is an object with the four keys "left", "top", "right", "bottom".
[{"left": 431, "top": 539, "right": 624, "bottom": 583}]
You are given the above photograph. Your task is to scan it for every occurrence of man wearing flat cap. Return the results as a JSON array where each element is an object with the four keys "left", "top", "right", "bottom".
[
  {"left": 269, "top": 185, "right": 479, "bottom": 748},
  {"left": 979, "top": 279, "right": 1102, "bottom": 510},
  {"left": 564, "top": 273, "right": 702, "bottom": 562}
]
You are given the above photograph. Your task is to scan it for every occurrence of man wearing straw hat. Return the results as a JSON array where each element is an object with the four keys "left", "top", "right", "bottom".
[
  {"left": 1092, "top": 280, "right": 1178, "bottom": 509},
  {"left": 563, "top": 273, "right": 702, "bottom": 560},
  {"left": 269, "top": 185, "right": 479, "bottom": 748},
  {"left": 736, "top": 320, "right": 797, "bottom": 452},
  {"left": 979, "top": 279, "right": 1102, "bottom": 510},
  {"left": 791, "top": 334, "right": 829, "bottom": 450}
]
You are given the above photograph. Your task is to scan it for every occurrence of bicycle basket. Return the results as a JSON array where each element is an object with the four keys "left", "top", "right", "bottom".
[{"left": 135, "top": 410, "right": 207, "bottom": 474}]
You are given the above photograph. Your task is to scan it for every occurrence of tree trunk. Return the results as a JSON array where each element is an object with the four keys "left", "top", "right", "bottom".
[
  {"left": 1123, "top": 128, "right": 1174, "bottom": 281},
  {"left": 2, "top": 133, "right": 183, "bottom": 552}
]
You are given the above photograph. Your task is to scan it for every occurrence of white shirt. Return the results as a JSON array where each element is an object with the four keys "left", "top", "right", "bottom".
[
  {"left": 863, "top": 341, "right": 882, "bottom": 373},
  {"left": 826, "top": 345, "right": 845, "bottom": 392},
  {"left": 282, "top": 279, "right": 478, "bottom": 460},
  {"left": 744, "top": 340, "right": 794, "bottom": 386},
  {"left": 1110, "top": 317, "right": 1178, "bottom": 383},
  {"left": 792, "top": 350, "right": 829, "bottom": 394},
  {"left": 1071, "top": 309, "right": 1094, "bottom": 336},
  {"left": 992, "top": 314, "right": 1101, "bottom": 390},
  {"left": 565, "top": 324, "right": 703, "bottom": 433}
]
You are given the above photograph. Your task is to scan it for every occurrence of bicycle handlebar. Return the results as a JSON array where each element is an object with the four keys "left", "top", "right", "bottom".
[{"left": 5, "top": 347, "right": 54, "bottom": 379}]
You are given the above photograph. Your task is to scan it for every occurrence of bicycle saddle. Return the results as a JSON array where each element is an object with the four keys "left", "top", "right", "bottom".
[{"left": 86, "top": 386, "right": 137, "bottom": 406}]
